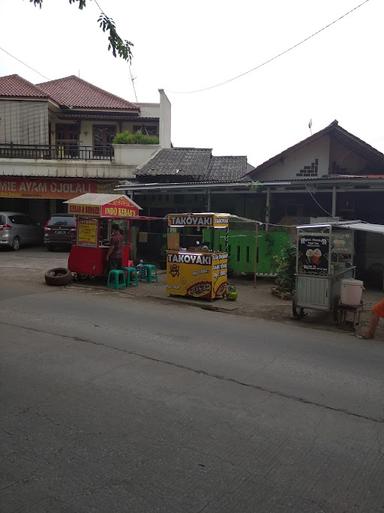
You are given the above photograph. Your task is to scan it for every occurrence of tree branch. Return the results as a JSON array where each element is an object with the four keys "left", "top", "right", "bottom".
[{"left": 29, "top": 0, "right": 133, "bottom": 61}]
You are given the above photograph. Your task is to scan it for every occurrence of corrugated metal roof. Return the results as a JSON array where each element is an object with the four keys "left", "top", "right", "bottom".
[
  {"left": 37, "top": 76, "right": 140, "bottom": 111},
  {"left": 343, "top": 222, "right": 384, "bottom": 234}
]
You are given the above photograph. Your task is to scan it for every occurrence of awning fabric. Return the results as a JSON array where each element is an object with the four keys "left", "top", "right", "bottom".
[{"left": 342, "top": 222, "right": 384, "bottom": 235}]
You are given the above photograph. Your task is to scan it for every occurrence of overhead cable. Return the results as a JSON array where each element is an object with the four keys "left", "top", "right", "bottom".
[
  {"left": 167, "top": 0, "right": 372, "bottom": 94},
  {"left": 0, "top": 45, "right": 50, "bottom": 81}
]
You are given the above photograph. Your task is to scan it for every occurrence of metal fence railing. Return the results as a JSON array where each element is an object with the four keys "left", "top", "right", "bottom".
[{"left": 0, "top": 143, "right": 114, "bottom": 161}]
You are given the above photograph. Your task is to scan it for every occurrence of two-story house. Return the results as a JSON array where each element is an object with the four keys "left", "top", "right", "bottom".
[{"left": 0, "top": 73, "right": 171, "bottom": 222}]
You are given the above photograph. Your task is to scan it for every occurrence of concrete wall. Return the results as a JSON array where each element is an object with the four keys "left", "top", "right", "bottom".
[
  {"left": 255, "top": 135, "right": 330, "bottom": 181},
  {"left": 159, "top": 89, "right": 171, "bottom": 148},
  {"left": 0, "top": 100, "right": 49, "bottom": 145},
  {"left": 113, "top": 144, "right": 161, "bottom": 166},
  {"left": 0, "top": 159, "right": 137, "bottom": 179},
  {"left": 330, "top": 138, "right": 370, "bottom": 174},
  {"left": 136, "top": 103, "right": 160, "bottom": 118}
]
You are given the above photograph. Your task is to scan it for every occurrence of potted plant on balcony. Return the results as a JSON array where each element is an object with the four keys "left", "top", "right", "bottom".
[{"left": 112, "top": 130, "right": 160, "bottom": 165}]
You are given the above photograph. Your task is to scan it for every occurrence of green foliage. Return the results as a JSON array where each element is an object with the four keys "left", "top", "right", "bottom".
[
  {"left": 113, "top": 131, "right": 159, "bottom": 145},
  {"left": 30, "top": 0, "right": 133, "bottom": 62},
  {"left": 274, "top": 244, "right": 296, "bottom": 294}
]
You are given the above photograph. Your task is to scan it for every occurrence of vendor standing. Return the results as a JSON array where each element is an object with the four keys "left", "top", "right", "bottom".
[{"left": 106, "top": 224, "right": 123, "bottom": 272}]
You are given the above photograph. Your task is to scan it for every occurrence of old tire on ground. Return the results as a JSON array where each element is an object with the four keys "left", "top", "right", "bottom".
[{"left": 45, "top": 267, "right": 72, "bottom": 286}]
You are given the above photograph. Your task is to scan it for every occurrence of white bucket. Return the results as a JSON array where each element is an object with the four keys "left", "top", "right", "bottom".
[{"left": 340, "top": 279, "right": 363, "bottom": 306}]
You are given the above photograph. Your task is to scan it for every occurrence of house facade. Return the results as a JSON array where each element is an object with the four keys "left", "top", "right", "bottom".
[{"left": 0, "top": 74, "right": 171, "bottom": 222}]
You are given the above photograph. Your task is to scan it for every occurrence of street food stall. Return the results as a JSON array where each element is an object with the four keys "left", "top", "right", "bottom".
[
  {"left": 292, "top": 221, "right": 361, "bottom": 319},
  {"left": 65, "top": 193, "right": 141, "bottom": 278},
  {"left": 166, "top": 212, "right": 230, "bottom": 300}
]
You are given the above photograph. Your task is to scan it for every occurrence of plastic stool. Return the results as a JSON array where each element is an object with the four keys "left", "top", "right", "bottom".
[
  {"left": 142, "top": 264, "right": 158, "bottom": 283},
  {"left": 107, "top": 269, "right": 126, "bottom": 289},
  {"left": 122, "top": 266, "right": 138, "bottom": 287}
]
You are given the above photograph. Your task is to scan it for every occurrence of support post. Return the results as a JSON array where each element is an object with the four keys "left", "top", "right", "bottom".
[
  {"left": 331, "top": 186, "right": 337, "bottom": 218},
  {"left": 206, "top": 189, "right": 211, "bottom": 211},
  {"left": 265, "top": 188, "right": 271, "bottom": 232},
  {"left": 254, "top": 222, "right": 259, "bottom": 288}
]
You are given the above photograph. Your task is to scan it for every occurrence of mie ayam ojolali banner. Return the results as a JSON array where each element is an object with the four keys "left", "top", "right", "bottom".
[{"left": 0, "top": 179, "right": 98, "bottom": 199}]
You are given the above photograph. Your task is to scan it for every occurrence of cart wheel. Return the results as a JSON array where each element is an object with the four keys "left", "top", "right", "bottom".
[{"left": 292, "top": 299, "right": 305, "bottom": 320}]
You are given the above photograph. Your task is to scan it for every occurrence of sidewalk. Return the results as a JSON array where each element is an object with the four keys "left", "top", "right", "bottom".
[
  {"left": 72, "top": 271, "right": 383, "bottom": 337},
  {"left": 0, "top": 247, "right": 382, "bottom": 338}
]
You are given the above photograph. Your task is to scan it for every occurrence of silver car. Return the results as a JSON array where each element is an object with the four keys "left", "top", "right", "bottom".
[{"left": 0, "top": 211, "right": 43, "bottom": 250}]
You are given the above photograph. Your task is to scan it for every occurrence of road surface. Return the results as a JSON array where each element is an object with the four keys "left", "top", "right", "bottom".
[{"left": 1, "top": 278, "right": 384, "bottom": 512}]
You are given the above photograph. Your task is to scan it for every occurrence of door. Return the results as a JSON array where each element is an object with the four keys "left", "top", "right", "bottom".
[
  {"left": 56, "top": 124, "right": 80, "bottom": 157},
  {"left": 93, "top": 125, "right": 116, "bottom": 156}
]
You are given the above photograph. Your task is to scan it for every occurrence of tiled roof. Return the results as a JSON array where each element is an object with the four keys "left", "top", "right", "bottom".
[
  {"left": 136, "top": 148, "right": 212, "bottom": 178},
  {"left": 136, "top": 148, "right": 249, "bottom": 182},
  {"left": 207, "top": 156, "right": 248, "bottom": 181},
  {"left": 0, "top": 74, "right": 48, "bottom": 99},
  {"left": 37, "top": 75, "right": 139, "bottom": 111}
]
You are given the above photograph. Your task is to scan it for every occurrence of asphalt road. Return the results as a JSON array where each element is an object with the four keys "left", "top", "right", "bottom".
[{"left": 1, "top": 277, "right": 384, "bottom": 513}]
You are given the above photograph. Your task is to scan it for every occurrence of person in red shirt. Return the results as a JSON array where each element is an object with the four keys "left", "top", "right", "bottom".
[
  {"left": 360, "top": 298, "right": 384, "bottom": 339},
  {"left": 106, "top": 223, "right": 123, "bottom": 273}
]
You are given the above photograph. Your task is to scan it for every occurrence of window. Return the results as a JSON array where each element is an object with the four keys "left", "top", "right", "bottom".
[
  {"left": 48, "top": 216, "right": 76, "bottom": 227},
  {"left": 133, "top": 125, "right": 159, "bottom": 136}
]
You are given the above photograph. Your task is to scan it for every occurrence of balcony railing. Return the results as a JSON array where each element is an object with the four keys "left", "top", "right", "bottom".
[{"left": 0, "top": 143, "right": 114, "bottom": 161}]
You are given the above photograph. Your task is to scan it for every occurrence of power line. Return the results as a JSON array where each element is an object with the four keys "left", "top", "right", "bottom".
[
  {"left": 167, "top": 0, "right": 372, "bottom": 95},
  {"left": 305, "top": 186, "right": 332, "bottom": 217},
  {"left": 0, "top": 45, "right": 50, "bottom": 81}
]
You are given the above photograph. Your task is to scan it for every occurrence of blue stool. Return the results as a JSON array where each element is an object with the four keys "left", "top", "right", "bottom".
[
  {"left": 142, "top": 264, "right": 158, "bottom": 283},
  {"left": 122, "top": 266, "right": 138, "bottom": 287},
  {"left": 107, "top": 269, "right": 126, "bottom": 289}
]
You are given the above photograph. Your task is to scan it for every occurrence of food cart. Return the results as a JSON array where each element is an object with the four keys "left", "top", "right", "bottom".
[
  {"left": 166, "top": 212, "right": 230, "bottom": 300},
  {"left": 292, "top": 221, "right": 357, "bottom": 319},
  {"left": 65, "top": 193, "right": 141, "bottom": 278}
]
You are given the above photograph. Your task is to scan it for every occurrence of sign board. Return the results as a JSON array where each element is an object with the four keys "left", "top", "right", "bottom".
[
  {"left": 100, "top": 197, "right": 139, "bottom": 218},
  {"left": 68, "top": 204, "right": 100, "bottom": 216},
  {"left": 77, "top": 218, "right": 98, "bottom": 246},
  {"left": 166, "top": 251, "right": 228, "bottom": 299},
  {"left": 167, "top": 213, "right": 229, "bottom": 229},
  {"left": 0, "top": 178, "right": 104, "bottom": 199},
  {"left": 298, "top": 235, "right": 329, "bottom": 274}
]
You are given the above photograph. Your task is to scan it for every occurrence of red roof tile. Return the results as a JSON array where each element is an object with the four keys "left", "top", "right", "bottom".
[
  {"left": 0, "top": 74, "right": 48, "bottom": 99},
  {"left": 37, "top": 75, "right": 139, "bottom": 111}
]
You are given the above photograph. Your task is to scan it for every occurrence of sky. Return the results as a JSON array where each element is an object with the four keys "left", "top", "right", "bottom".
[{"left": 0, "top": 0, "right": 383, "bottom": 167}]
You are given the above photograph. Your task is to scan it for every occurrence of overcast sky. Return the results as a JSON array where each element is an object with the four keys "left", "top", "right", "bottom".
[{"left": 0, "top": 0, "right": 382, "bottom": 166}]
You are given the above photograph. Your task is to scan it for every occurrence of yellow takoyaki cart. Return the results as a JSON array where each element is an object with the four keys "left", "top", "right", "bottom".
[{"left": 166, "top": 212, "right": 229, "bottom": 300}]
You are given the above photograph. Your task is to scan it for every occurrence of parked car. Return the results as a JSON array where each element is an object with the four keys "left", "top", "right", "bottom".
[
  {"left": 44, "top": 214, "right": 77, "bottom": 250},
  {"left": 0, "top": 212, "right": 43, "bottom": 250}
]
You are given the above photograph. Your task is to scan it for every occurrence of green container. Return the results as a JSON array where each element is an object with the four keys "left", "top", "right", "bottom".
[{"left": 203, "top": 228, "right": 290, "bottom": 276}]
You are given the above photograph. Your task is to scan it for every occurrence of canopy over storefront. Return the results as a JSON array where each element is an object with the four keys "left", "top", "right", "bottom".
[{"left": 297, "top": 220, "right": 384, "bottom": 235}]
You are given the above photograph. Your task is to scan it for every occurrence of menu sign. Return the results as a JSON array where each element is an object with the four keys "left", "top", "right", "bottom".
[
  {"left": 298, "top": 235, "right": 329, "bottom": 274},
  {"left": 77, "top": 218, "right": 98, "bottom": 246}
]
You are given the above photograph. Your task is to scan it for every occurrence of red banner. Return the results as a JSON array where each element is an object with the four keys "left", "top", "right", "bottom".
[
  {"left": 0, "top": 178, "right": 103, "bottom": 199},
  {"left": 100, "top": 197, "right": 140, "bottom": 218}
]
